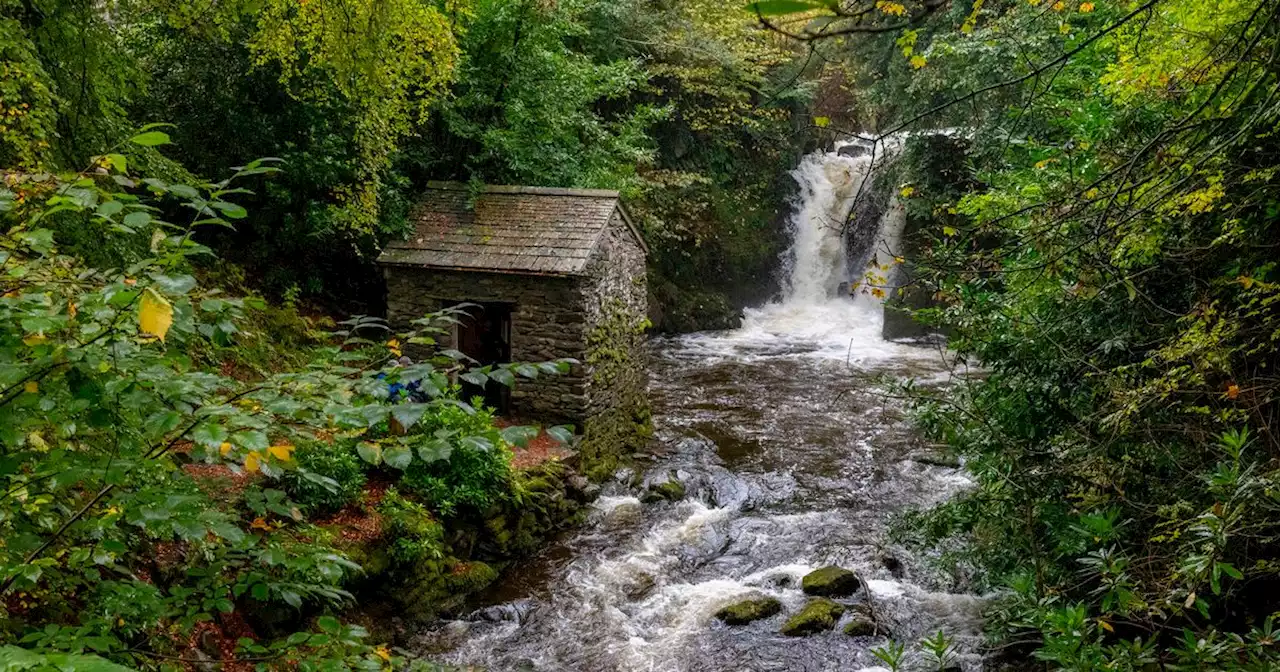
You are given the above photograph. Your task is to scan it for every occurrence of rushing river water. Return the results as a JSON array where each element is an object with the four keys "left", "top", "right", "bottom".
[{"left": 421, "top": 145, "right": 985, "bottom": 671}]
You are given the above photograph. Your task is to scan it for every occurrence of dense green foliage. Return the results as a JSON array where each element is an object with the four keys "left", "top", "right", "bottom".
[
  {"left": 765, "top": 0, "right": 1280, "bottom": 668},
  {"left": 3, "top": 0, "right": 812, "bottom": 320},
  {"left": 0, "top": 132, "right": 577, "bottom": 668}
]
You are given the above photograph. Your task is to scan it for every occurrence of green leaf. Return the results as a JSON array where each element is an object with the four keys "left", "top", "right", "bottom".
[
  {"left": 489, "top": 368, "right": 516, "bottom": 387},
  {"left": 390, "top": 403, "right": 430, "bottom": 431},
  {"left": 356, "top": 441, "right": 382, "bottom": 465},
  {"left": 129, "top": 131, "right": 171, "bottom": 147},
  {"left": 416, "top": 438, "right": 453, "bottom": 463},
  {"left": 144, "top": 410, "right": 182, "bottom": 436},
  {"left": 232, "top": 430, "right": 270, "bottom": 452},
  {"left": 461, "top": 371, "right": 488, "bottom": 386},
  {"left": 96, "top": 200, "right": 124, "bottom": 217},
  {"left": 317, "top": 615, "right": 341, "bottom": 633},
  {"left": 251, "top": 583, "right": 270, "bottom": 600},
  {"left": 500, "top": 425, "right": 538, "bottom": 447},
  {"left": 383, "top": 445, "right": 412, "bottom": 470},
  {"left": 123, "top": 211, "right": 151, "bottom": 229},
  {"left": 460, "top": 435, "right": 494, "bottom": 452},
  {"left": 745, "top": 0, "right": 822, "bottom": 16},
  {"left": 547, "top": 425, "right": 574, "bottom": 444}
]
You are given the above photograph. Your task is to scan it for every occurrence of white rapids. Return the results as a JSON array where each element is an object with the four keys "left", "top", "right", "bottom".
[{"left": 418, "top": 144, "right": 984, "bottom": 672}]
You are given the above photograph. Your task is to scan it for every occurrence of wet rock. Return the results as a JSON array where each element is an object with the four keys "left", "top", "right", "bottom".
[
  {"left": 780, "top": 598, "right": 846, "bottom": 636},
  {"left": 880, "top": 554, "right": 905, "bottom": 579},
  {"left": 842, "top": 616, "right": 879, "bottom": 637},
  {"left": 621, "top": 572, "right": 656, "bottom": 600},
  {"left": 911, "top": 450, "right": 961, "bottom": 469},
  {"left": 838, "top": 143, "right": 870, "bottom": 158},
  {"left": 566, "top": 474, "right": 601, "bottom": 503},
  {"left": 841, "top": 605, "right": 886, "bottom": 637},
  {"left": 714, "top": 596, "right": 782, "bottom": 625},
  {"left": 801, "top": 566, "right": 862, "bottom": 597},
  {"left": 641, "top": 477, "right": 686, "bottom": 503}
]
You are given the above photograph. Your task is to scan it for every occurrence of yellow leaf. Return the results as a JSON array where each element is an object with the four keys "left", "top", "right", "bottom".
[
  {"left": 244, "top": 451, "right": 261, "bottom": 474},
  {"left": 1226, "top": 384, "right": 1240, "bottom": 400},
  {"left": 1099, "top": 619, "right": 1114, "bottom": 632},
  {"left": 68, "top": 302, "right": 77, "bottom": 319},
  {"left": 373, "top": 646, "right": 392, "bottom": 662},
  {"left": 1059, "top": 22, "right": 1070, "bottom": 33},
  {"left": 139, "top": 288, "right": 173, "bottom": 342},
  {"left": 1085, "top": 188, "right": 1099, "bottom": 199},
  {"left": 220, "top": 442, "right": 233, "bottom": 457},
  {"left": 22, "top": 333, "right": 46, "bottom": 347},
  {"left": 900, "top": 185, "right": 916, "bottom": 198},
  {"left": 943, "top": 226, "right": 958, "bottom": 237},
  {"left": 1239, "top": 276, "right": 1255, "bottom": 289},
  {"left": 813, "top": 116, "right": 831, "bottom": 128},
  {"left": 1079, "top": 1, "right": 1094, "bottom": 11},
  {"left": 250, "top": 516, "right": 271, "bottom": 531},
  {"left": 909, "top": 55, "right": 927, "bottom": 69},
  {"left": 268, "top": 444, "right": 295, "bottom": 461},
  {"left": 876, "top": 1, "right": 907, "bottom": 16},
  {"left": 24, "top": 380, "right": 38, "bottom": 394}
]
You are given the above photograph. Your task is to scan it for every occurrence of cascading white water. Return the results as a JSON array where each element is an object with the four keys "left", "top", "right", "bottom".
[
  {"left": 424, "top": 142, "right": 983, "bottom": 672},
  {"left": 781, "top": 151, "right": 864, "bottom": 304},
  {"left": 729, "top": 140, "right": 910, "bottom": 360}
]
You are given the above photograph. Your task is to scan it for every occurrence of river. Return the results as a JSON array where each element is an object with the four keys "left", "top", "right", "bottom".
[{"left": 419, "top": 145, "right": 986, "bottom": 671}]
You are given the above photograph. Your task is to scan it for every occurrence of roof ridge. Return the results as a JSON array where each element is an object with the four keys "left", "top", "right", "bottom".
[{"left": 424, "top": 181, "right": 620, "bottom": 199}]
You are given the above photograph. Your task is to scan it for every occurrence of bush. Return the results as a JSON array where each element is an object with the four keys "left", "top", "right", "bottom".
[
  {"left": 399, "top": 401, "right": 513, "bottom": 517},
  {"left": 377, "top": 488, "right": 446, "bottom": 565},
  {"left": 283, "top": 440, "right": 368, "bottom": 514}
]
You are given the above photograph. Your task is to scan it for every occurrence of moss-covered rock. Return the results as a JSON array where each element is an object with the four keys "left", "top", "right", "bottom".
[
  {"left": 780, "top": 598, "right": 846, "bottom": 637},
  {"left": 842, "top": 615, "right": 881, "bottom": 637},
  {"left": 445, "top": 560, "right": 498, "bottom": 593},
  {"left": 715, "top": 596, "right": 782, "bottom": 625},
  {"left": 642, "top": 477, "right": 686, "bottom": 503},
  {"left": 801, "top": 566, "right": 861, "bottom": 597}
]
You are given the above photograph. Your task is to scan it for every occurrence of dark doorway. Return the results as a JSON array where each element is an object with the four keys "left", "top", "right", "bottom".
[{"left": 451, "top": 302, "right": 513, "bottom": 412}]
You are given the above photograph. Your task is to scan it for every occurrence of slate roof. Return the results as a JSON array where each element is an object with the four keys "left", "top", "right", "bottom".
[{"left": 378, "top": 183, "right": 646, "bottom": 277}]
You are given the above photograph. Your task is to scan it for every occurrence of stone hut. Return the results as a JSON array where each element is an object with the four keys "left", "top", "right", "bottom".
[{"left": 378, "top": 184, "right": 651, "bottom": 464}]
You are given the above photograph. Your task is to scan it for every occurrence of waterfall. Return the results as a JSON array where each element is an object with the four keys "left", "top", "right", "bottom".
[{"left": 736, "top": 139, "right": 904, "bottom": 352}]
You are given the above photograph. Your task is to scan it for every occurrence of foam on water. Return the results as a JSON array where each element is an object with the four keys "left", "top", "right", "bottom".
[{"left": 421, "top": 142, "right": 984, "bottom": 671}]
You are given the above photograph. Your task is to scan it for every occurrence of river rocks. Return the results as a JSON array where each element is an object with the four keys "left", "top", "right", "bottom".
[
  {"left": 801, "top": 566, "right": 862, "bottom": 597},
  {"left": 842, "top": 605, "right": 885, "bottom": 637},
  {"left": 780, "top": 598, "right": 846, "bottom": 636},
  {"left": 911, "top": 449, "right": 962, "bottom": 469},
  {"left": 715, "top": 596, "right": 782, "bottom": 625},
  {"left": 842, "top": 617, "right": 879, "bottom": 637},
  {"left": 566, "top": 474, "right": 601, "bottom": 502},
  {"left": 642, "top": 476, "right": 686, "bottom": 503}
]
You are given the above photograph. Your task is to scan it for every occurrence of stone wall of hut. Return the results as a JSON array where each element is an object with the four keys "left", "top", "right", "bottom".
[{"left": 383, "top": 267, "right": 589, "bottom": 423}]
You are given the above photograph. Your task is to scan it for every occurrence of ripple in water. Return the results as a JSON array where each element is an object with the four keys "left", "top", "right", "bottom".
[{"left": 417, "top": 145, "right": 984, "bottom": 671}]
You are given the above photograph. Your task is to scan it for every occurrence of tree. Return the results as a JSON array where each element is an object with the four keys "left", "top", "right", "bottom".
[{"left": 761, "top": 0, "right": 1280, "bottom": 667}]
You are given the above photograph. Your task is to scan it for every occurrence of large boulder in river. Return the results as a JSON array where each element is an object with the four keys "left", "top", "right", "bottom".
[
  {"left": 801, "top": 566, "right": 862, "bottom": 597},
  {"left": 780, "top": 598, "right": 846, "bottom": 636},
  {"left": 715, "top": 596, "right": 782, "bottom": 625}
]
